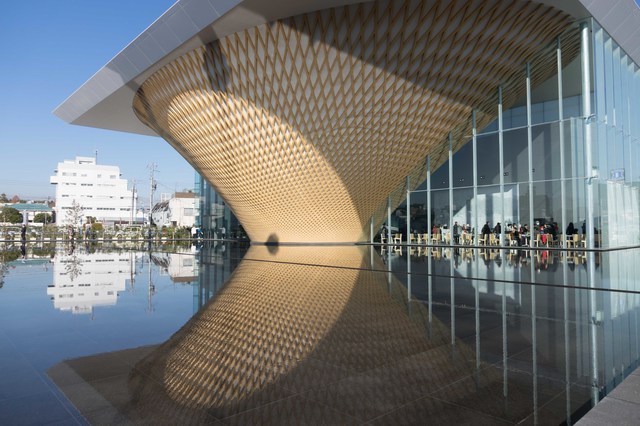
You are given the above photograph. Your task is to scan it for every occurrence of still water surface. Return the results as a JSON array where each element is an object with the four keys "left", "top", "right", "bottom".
[{"left": 0, "top": 242, "right": 638, "bottom": 424}]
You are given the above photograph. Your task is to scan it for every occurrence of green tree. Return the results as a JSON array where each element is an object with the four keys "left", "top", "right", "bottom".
[
  {"left": 33, "top": 213, "right": 52, "bottom": 223},
  {"left": 0, "top": 193, "right": 8, "bottom": 203},
  {"left": 0, "top": 207, "right": 23, "bottom": 224}
]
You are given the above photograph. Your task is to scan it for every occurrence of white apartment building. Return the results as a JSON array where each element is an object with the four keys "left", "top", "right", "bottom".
[
  {"left": 151, "top": 191, "right": 196, "bottom": 228},
  {"left": 50, "top": 156, "right": 137, "bottom": 225}
]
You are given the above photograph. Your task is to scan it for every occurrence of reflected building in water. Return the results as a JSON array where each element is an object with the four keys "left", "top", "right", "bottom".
[
  {"left": 51, "top": 245, "right": 640, "bottom": 424},
  {"left": 152, "top": 251, "right": 198, "bottom": 284},
  {"left": 47, "top": 251, "right": 140, "bottom": 314}
]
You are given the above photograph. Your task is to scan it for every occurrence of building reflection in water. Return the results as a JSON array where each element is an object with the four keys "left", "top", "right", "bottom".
[
  {"left": 54, "top": 244, "right": 640, "bottom": 424},
  {"left": 47, "top": 250, "right": 141, "bottom": 315},
  {"left": 151, "top": 251, "right": 198, "bottom": 284}
]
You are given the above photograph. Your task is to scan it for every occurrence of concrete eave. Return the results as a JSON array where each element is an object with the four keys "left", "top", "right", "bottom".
[{"left": 53, "top": 0, "right": 640, "bottom": 136}]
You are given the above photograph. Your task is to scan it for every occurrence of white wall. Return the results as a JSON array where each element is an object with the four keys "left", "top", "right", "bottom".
[{"left": 50, "top": 156, "right": 136, "bottom": 225}]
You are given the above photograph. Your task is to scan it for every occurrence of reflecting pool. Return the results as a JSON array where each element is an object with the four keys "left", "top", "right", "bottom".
[{"left": 1, "top": 242, "right": 639, "bottom": 424}]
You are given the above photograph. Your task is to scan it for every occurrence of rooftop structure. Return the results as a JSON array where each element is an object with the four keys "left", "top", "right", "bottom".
[{"left": 54, "top": 0, "right": 640, "bottom": 244}]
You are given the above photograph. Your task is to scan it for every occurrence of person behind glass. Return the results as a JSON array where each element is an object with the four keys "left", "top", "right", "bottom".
[
  {"left": 453, "top": 221, "right": 460, "bottom": 244},
  {"left": 481, "top": 222, "right": 491, "bottom": 245},
  {"left": 20, "top": 224, "right": 26, "bottom": 243},
  {"left": 493, "top": 222, "right": 501, "bottom": 235},
  {"left": 566, "top": 222, "right": 576, "bottom": 236}
]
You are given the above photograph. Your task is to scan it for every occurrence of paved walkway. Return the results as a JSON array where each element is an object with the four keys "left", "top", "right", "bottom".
[{"left": 577, "top": 368, "right": 640, "bottom": 425}]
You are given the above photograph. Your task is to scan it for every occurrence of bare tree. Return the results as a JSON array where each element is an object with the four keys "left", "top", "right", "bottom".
[{"left": 65, "top": 199, "right": 85, "bottom": 226}]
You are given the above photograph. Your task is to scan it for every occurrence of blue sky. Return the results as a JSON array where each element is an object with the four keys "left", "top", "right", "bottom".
[{"left": 0, "top": 0, "right": 191, "bottom": 204}]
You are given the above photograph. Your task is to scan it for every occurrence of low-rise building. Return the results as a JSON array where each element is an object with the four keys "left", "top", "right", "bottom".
[{"left": 151, "top": 191, "right": 196, "bottom": 228}]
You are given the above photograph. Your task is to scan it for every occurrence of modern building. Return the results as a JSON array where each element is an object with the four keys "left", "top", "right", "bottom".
[
  {"left": 151, "top": 191, "right": 197, "bottom": 228},
  {"left": 54, "top": 0, "right": 640, "bottom": 246},
  {"left": 50, "top": 156, "right": 137, "bottom": 226}
]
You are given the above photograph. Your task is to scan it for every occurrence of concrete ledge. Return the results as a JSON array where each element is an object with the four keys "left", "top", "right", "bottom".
[{"left": 577, "top": 368, "right": 640, "bottom": 425}]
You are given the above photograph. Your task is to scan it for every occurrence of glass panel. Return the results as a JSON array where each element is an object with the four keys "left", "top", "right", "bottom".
[
  {"left": 476, "top": 133, "right": 500, "bottom": 186},
  {"left": 604, "top": 32, "right": 615, "bottom": 127},
  {"left": 532, "top": 122, "right": 561, "bottom": 181},
  {"left": 408, "top": 192, "right": 429, "bottom": 234},
  {"left": 431, "top": 160, "right": 449, "bottom": 190},
  {"left": 478, "top": 119, "right": 498, "bottom": 134},
  {"left": 477, "top": 185, "right": 502, "bottom": 231},
  {"left": 560, "top": 27, "right": 582, "bottom": 120},
  {"left": 503, "top": 67, "right": 527, "bottom": 130},
  {"left": 451, "top": 187, "right": 474, "bottom": 233},
  {"left": 562, "top": 118, "right": 585, "bottom": 179},
  {"left": 517, "top": 183, "right": 531, "bottom": 231},
  {"left": 503, "top": 128, "right": 528, "bottom": 184},
  {"left": 530, "top": 44, "right": 559, "bottom": 125},
  {"left": 503, "top": 183, "right": 522, "bottom": 226},
  {"left": 430, "top": 189, "right": 450, "bottom": 231},
  {"left": 594, "top": 181, "right": 606, "bottom": 248},
  {"left": 563, "top": 176, "right": 585, "bottom": 240},
  {"left": 532, "top": 181, "right": 561, "bottom": 239},
  {"left": 453, "top": 139, "right": 473, "bottom": 188},
  {"left": 623, "top": 133, "right": 631, "bottom": 185},
  {"left": 634, "top": 139, "right": 640, "bottom": 185},
  {"left": 593, "top": 21, "right": 606, "bottom": 123},
  {"left": 612, "top": 43, "right": 622, "bottom": 129},
  {"left": 606, "top": 126, "right": 623, "bottom": 177},
  {"left": 503, "top": 104, "right": 527, "bottom": 130}
]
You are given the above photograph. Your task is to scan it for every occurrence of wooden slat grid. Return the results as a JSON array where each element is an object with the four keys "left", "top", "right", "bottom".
[{"left": 134, "top": 0, "right": 573, "bottom": 243}]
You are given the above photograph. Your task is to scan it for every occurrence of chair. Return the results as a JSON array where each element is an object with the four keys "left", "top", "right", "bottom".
[
  {"left": 431, "top": 232, "right": 440, "bottom": 245},
  {"left": 478, "top": 233, "right": 488, "bottom": 245},
  {"left": 421, "top": 233, "right": 429, "bottom": 245},
  {"left": 545, "top": 234, "right": 554, "bottom": 248},
  {"left": 393, "top": 233, "right": 402, "bottom": 245},
  {"left": 572, "top": 234, "right": 580, "bottom": 248},
  {"left": 534, "top": 234, "right": 543, "bottom": 247},
  {"left": 408, "top": 234, "right": 417, "bottom": 244},
  {"left": 443, "top": 232, "right": 451, "bottom": 245}
]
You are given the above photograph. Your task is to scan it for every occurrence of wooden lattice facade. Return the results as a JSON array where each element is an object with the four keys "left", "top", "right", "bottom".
[{"left": 133, "top": 0, "right": 573, "bottom": 243}]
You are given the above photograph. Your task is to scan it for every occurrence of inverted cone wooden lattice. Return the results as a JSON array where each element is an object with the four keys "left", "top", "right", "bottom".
[{"left": 134, "top": 0, "right": 572, "bottom": 243}]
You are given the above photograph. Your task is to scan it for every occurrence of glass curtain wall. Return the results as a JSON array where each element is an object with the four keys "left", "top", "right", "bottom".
[
  {"left": 401, "top": 20, "right": 639, "bottom": 250},
  {"left": 592, "top": 22, "right": 640, "bottom": 248},
  {"left": 195, "top": 173, "right": 243, "bottom": 239}
]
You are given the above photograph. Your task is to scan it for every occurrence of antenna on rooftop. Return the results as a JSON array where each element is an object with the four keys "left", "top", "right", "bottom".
[{"left": 94, "top": 149, "right": 98, "bottom": 164}]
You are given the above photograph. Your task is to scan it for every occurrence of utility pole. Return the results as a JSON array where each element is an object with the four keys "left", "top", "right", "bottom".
[
  {"left": 147, "top": 163, "right": 157, "bottom": 240},
  {"left": 130, "top": 179, "right": 136, "bottom": 226}
]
